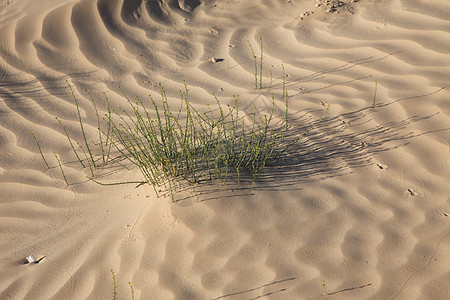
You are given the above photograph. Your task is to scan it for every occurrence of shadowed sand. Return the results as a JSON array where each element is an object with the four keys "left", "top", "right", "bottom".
[{"left": 0, "top": 0, "right": 449, "bottom": 299}]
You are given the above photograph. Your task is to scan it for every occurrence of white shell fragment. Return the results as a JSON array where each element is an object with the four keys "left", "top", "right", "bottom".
[
  {"left": 26, "top": 254, "right": 37, "bottom": 263},
  {"left": 24, "top": 254, "right": 45, "bottom": 264}
]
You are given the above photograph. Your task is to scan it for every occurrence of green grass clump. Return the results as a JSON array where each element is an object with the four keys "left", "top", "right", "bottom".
[
  {"left": 31, "top": 36, "right": 329, "bottom": 201},
  {"left": 92, "top": 82, "right": 296, "bottom": 199},
  {"left": 32, "top": 78, "right": 328, "bottom": 200}
]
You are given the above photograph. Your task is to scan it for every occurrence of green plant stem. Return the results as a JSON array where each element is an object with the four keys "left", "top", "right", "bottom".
[
  {"left": 111, "top": 269, "right": 117, "bottom": 300},
  {"left": 322, "top": 280, "right": 327, "bottom": 296},
  {"left": 29, "top": 131, "right": 50, "bottom": 169},
  {"left": 54, "top": 153, "right": 69, "bottom": 186},
  {"left": 259, "top": 33, "right": 263, "bottom": 89},
  {"left": 129, "top": 281, "right": 135, "bottom": 300},
  {"left": 247, "top": 40, "right": 258, "bottom": 89}
]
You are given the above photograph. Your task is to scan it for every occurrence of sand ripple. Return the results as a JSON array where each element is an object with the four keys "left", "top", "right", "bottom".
[{"left": 1, "top": 0, "right": 449, "bottom": 299}]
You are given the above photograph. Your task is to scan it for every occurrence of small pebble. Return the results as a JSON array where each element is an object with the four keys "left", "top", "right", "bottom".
[
  {"left": 300, "top": 11, "right": 313, "bottom": 18},
  {"left": 315, "top": 0, "right": 347, "bottom": 12},
  {"left": 211, "top": 58, "right": 224, "bottom": 63},
  {"left": 345, "top": 6, "right": 355, "bottom": 14},
  {"left": 408, "top": 188, "right": 417, "bottom": 196},
  {"left": 377, "top": 163, "right": 388, "bottom": 169}
]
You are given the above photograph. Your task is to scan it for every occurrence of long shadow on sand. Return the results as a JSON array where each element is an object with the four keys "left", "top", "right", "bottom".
[
  {"left": 212, "top": 277, "right": 295, "bottom": 300},
  {"left": 177, "top": 87, "right": 447, "bottom": 203}
]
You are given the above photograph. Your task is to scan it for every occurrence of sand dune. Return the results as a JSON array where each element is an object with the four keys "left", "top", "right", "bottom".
[{"left": 0, "top": 0, "right": 449, "bottom": 299}]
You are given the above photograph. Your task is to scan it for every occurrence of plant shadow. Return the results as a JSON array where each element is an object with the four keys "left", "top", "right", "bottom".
[
  {"left": 326, "top": 283, "right": 372, "bottom": 296},
  {"left": 212, "top": 277, "right": 295, "bottom": 300},
  {"left": 175, "top": 87, "right": 447, "bottom": 204}
]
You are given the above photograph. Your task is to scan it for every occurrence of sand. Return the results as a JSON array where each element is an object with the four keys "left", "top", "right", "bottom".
[{"left": 0, "top": 0, "right": 449, "bottom": 299}]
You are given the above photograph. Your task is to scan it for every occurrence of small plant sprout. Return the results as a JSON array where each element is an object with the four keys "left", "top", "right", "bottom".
[
  {"left": 110, "top": 268, "right": 135, "bottom": 299},
  {"left": 129, "top": 281, "right": 135, "bottom": 300},
  {"left": 111, "top": 269, "right": 117, "bottom": 300},
  {"left": 322, "top": 280, "right": 328, "bottom": 296},
  {"left": 259, "top": 32, "right": 263, "bottom": 89}
]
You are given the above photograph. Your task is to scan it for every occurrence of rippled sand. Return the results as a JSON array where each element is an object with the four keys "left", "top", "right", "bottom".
[{"left": 1, "top": 0, "right": 449, "bottom": 299}]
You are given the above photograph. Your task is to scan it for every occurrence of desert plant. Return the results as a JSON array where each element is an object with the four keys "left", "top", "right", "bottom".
[
  {"left": 34, "top": 80, "right": 328, "bottom": 200},
  {"left": 259, "top": 33, "right": 263, "bottom": 89},
  {"left": 322, "top": 280, "right": 327, "bottom": 296},
  {"left": 110, "top": 269, "right": 136, "bottom": 300},
  {"left": 111, "top": 269, "right": 117, "bottom": 300},
  {"left": 32, "top": 38, "right": 329, "bottom": 201},
  {"left": 129, "top": 282, "right": 135, "bottom": 300},
  {"left": 101, "top": 84, "right": 287, "bottom": 198}
]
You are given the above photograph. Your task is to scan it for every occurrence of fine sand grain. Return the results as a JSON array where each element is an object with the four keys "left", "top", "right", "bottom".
[{"left": 1, "top": 0, "right": 449, "bottom": 299}]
